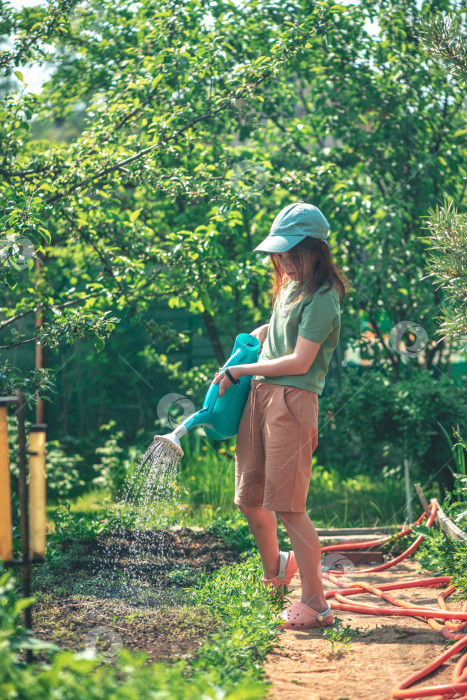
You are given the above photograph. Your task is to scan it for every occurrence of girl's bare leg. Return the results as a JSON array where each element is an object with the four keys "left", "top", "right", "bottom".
[
  {"left": 277, "top": 510, "right": 327, "bottom": 611},
  {"left": 238, "top": 505, "right": 280, "bottom": 579}
]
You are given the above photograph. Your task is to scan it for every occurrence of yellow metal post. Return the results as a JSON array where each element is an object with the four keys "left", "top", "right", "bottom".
[
  {"left": 0, "top": 405, "right": 13, "bottom": 563},
  {"left": 28, "top": 426, "right": 47, "bottom": 561}
]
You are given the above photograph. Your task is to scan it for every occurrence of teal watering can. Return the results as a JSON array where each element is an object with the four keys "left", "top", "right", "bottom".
[{"left": 153, "top": 333, "right": 261, "bottom": 457}]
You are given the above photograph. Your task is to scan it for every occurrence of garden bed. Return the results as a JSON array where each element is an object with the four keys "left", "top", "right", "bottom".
[{"left": 31, "top": 527, "right": 244, "bottom": 664}]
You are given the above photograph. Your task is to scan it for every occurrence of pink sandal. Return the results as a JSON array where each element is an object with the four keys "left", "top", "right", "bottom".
[
  {"left": 262, "top": 551, "right": 298, "bottom": 598},
  {"left": 279, "top": 602, "right": 334, "bottom": 629}
]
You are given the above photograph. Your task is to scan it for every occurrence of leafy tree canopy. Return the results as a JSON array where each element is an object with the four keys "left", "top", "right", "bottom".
[{"left": 1, "top": 0, "right": 466, "bottom": 403}]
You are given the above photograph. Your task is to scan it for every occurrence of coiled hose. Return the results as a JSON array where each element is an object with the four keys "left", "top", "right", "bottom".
[{"left": 320, "top": 502, "right": 467, "bottom": 699}]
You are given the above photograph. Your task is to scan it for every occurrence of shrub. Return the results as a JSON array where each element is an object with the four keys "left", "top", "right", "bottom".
[
  {"left": 6, "top": 415, "right": 84, "bottom": 502},
  {"left": 319, "top": 367, "right": 467, "bottom": 490},
  {"left": 91, "top": 421, "right": 140, "bottom": 499}
]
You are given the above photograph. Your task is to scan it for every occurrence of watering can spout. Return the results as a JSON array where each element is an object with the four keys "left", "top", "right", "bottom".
[
  {"left": 153, "top": 423, "right": 187, "bottom": 458},
  {"left": 152, "top": 409, "right": 211, "bottom": 459},
  {"left": 180, "top": 408, "right": 211, "bottom": 433}
]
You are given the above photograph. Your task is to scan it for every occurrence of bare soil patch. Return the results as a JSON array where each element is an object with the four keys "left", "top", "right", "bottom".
[
  {"left": 32, "top": 596, "right": 219, "bottom": 665},
  {"left": 30, "top": 527, "right": 243, "bottom": 664}
]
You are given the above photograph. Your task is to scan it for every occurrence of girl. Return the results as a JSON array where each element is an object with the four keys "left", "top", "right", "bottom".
[{"left": 213, "top": 201, "right": 349, "bottom": 629}]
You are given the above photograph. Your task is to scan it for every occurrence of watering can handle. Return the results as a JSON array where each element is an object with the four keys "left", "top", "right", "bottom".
[{"left": 204, "top": 348, "right": 242, "bottom": 413}]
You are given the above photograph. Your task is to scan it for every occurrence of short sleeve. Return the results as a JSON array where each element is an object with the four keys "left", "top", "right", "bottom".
[{"left": 298, "top": 287, "right": 340, "bottom": 344}]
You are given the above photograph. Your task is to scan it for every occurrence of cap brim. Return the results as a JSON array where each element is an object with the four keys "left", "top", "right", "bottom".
[{"left": 253, "top": 234, "right": 306, "bottom": 253}]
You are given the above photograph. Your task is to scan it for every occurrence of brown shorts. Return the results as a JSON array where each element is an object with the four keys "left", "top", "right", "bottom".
[{"left": 234, "top": 379, "right": 319, "bottom": 513}]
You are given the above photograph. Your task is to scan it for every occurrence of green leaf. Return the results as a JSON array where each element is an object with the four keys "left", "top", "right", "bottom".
[
  {"left": 14, "top": 597, "right": 35, "bottom": 614},
  {"left": 14, "top": 70, "right": 23, "bottom": 82},
  {"left": 130, "top": 209, "right": 142, "bottom": 223},
  {"left": 151, "top": 74, "right": 163, "bottom": 89},
  {"left": 8, "top": 258, "right": 22, "bottom": 271},
  {"left": 39, "top": 227, "right": 52, "bottom": 245}
]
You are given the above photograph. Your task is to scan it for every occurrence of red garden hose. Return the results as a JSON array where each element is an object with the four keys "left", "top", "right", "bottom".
[
  {"left": 319, "top": 502, "right": 467, "bottom": 699},
  {"left": 322, "top": 504, "right": 436, "bottom": 575}
]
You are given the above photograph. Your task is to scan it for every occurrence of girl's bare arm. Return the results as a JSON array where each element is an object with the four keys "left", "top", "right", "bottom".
[
  {"left": 235, "top": 336, "right": 320, "bottom": 377},
  {"left": 250, "top": 324, "right": 269, "bottom": 346},
  {"left": 213, "top": 335, "right": 321, "bottom": 395}
]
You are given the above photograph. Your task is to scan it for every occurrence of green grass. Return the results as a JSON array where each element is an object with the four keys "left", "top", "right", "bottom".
[
  {"left": 320, "top": 618, "right": 365, "bottom": 658},
  {"left": 413, "top": 525, "right": 467, "bottom": 596},
  {"left": 179, "top": 430, "right": 237, "bottom": 512},
  {"left": 46, "top": 459, "right": 438, "bottom": 547},
  {"left": 413, "top": 472, "right": 467, "bottom": 596},
  {"left": 306, "top": 464, "right": 416, "bottom": 527}
]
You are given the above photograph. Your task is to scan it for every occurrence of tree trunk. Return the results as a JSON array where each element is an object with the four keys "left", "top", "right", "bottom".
[{"left": 202, "top": 310, "right": 226, "bottom": 365}]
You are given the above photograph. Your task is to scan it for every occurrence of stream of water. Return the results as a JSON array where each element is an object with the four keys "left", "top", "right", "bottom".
[{"left": 94, "top": 438, "right": 183, "bottom": 608}]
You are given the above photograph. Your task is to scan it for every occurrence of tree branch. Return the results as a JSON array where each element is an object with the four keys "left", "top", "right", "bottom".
[
  {"left": 0, "top": 336, "right": 37, "bottom": 350},
  {"left": 269, "top": 115, "right": 310, "bottom": 155},
  {"left": 0, "top": 290, "right": 104, "bottom": 332},
  {"left": 0, "top": 0, "right": 72, "bottom": 70},
  {"left": 45, "top": 69, "right": 275, "bottom": 205},
  {"left": 367, "top": 307, "right": 399, "bottom": 372}
]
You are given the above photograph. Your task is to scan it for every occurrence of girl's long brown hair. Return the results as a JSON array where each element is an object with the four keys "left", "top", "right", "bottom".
[{"left": 269, "top": 237, "right": 350, "bottom": 309}]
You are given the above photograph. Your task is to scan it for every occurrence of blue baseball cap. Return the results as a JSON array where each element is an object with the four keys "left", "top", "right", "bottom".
[{"left": 254, "top": 201, "right": 330, "bottom": 253}]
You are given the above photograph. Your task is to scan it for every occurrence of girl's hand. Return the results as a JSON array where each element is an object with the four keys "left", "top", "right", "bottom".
[
  {"left": 213, "top": 365, "right": 241, "bottom": 397},
  {"left": 250, "top": 324, "right": 269, "bottom": 347}
]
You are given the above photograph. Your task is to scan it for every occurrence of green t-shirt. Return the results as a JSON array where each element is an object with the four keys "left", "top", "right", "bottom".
[{"left": 254, "top": 280, "right": 341, "bottom": 394}]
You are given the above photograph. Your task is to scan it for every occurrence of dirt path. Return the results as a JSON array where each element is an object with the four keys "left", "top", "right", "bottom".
[{"left": 264, "top": 558, "right": 463, "bottom": 700}]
